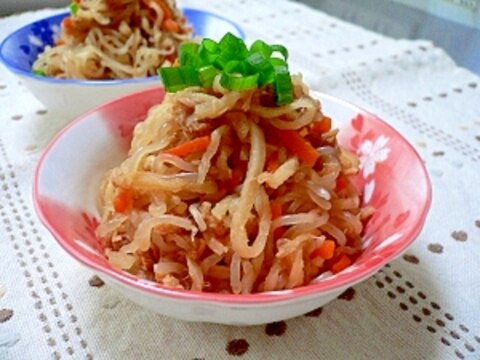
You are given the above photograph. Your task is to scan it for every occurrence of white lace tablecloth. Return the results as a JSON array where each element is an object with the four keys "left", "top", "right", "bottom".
[{"left": 1, "top": 1, "right": 479, "bottom": 359}]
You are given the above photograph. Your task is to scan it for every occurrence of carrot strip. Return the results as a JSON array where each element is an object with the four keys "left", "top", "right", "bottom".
[
  {"left": 270, "top": 201, "right": 285, "bottom": 239},
  {"left": 113, "top": 189, "right": 134, "bottom": 213},
  {"left": 335, "top": 175, "right": 349, "bottom": 191},
  {"left": 310, "top": 116, "right": 332, "bottom": 137},
  {"left": 62, "top": 17, "right": 74, "bottom": 32},
  {"left": 274, "top": 227, "right": 286, "bottom": 240},
  {"left": 266, "top": 151, "right": 279, "bottom": 172},
  {"left": 273, "top": 128, "right": 320, "bottom": 166},
  {"left": 331, "top": 254, "right": 351, "bottom": 273},
  {"left": 310, "top": 239, "right": 336, "bottom": 260},
  {"left": 270, "top": 201, "right": 283, "bottom": 220},
  {"left": 162, "top": 18, "right": 180, "bottom": 32},
  {"left": 163, "top": 136, "right": 210, "bottom": 157}
]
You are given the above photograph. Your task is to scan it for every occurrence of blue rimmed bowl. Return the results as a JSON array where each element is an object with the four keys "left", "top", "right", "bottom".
[{"left": 0, "top": 8, "right": 245, "bottom": 118}]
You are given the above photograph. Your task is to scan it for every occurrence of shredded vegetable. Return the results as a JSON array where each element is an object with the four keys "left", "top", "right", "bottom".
[
  {"left": 164, "top": 136, "right": 211, "bottom": 157},
  {"left": 273, "top": 128, "right": 320, "bottom": 166}
]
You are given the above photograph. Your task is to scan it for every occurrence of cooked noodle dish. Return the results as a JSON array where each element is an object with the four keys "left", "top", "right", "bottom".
[
  {"left": 32, "top": 0, "right": 192, "bottom": 79},
  {"left": 96, "top": 33, "right": 373, "bottom": 294}
]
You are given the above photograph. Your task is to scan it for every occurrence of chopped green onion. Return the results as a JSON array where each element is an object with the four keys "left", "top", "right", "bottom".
[
  {"left": 179, "top": 43, "right": 200, "bottom": 66},
  {"left": 158, "top": 65, "right": 200, "bottom": 92},
  {"left": 270, "top": 59, "right": 293, "bottom": 105},
  {"left": 223, "top": 60, "right": 241, "bottom": 74},
  {"left": 223, "top": 60, "right": 255, "bottom": 76},
  {"left": 246, "top": 52, "right": 274, "bottom": 86},
  {"left": 274, "top": 72, "right": 293, "bottom": 105},
  {"left": 32, "top": 69, "right": 46, "bottom": 77},
  {"left": 198, "top": 65, "right": 219, "bottom": 87},
  {"left": 271, "top": 45, "right": 289, "bottom": 61},
  {"left": 157, "top": 32, "right": 294, "bottom": 104},
  {"left": 220, "top": 73, "right": 259, "bottom": 91},
  {"left": 213, "top": 51, "right": 234, "bottom": 71},
  {"left": 200, "top": 39, "right": 218, "bottom": 54},
  {"left": 199, "top": 39, "right": 219, "bottom": 64},
  {"left": 69, "top": 2, "right": 79, "bottom": 16},
  {"left": 249, "top": 40, "right": 273, "bottom": 59},
  {"left": 218, "top": 33, "right": 248, "bottom": 60}
]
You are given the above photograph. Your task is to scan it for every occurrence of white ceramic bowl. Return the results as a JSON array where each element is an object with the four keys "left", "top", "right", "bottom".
[
  {"left": 33, "top": 88, "right": 432, "bottom": 325},
  {"left": 0, "top": 8, "right": 244, "bottom": 118}
]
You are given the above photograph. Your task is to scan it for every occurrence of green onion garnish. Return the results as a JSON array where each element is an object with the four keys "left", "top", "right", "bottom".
[
  {"left": 158, "top": 32, "right": 294, "bottom": 105},
  {"left": 159, "top": 65, "right": 200, "bottom": 92},
  {"left": 70, "top": 2, "right": 79, "bottom": 16},
  {"left": 220, "top": 73, "right": 259, "bottom": 91},
  {"left": 270, "top": 58, "right": 293, "bottom": 105},
  {"left": 32, "top": 69, "right": 46, "bottom": 77},
  {"left": 198, "top": 65, "right": 219, "bottom": 88}
]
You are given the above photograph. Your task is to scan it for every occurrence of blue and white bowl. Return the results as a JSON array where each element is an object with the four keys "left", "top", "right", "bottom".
[{"left": 0, "top": 8, "right": 245, "bottom": 118}]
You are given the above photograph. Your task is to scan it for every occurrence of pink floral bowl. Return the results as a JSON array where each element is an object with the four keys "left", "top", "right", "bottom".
[{"left": 33, "top": 88, "right": 432, "bottom": 325}]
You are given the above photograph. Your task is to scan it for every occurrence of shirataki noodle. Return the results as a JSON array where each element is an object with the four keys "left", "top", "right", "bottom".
[
  {"left": 96, "top": 75, "right": 373, "bottom": 294},
  {"left": 33, "top": 0, "right": 191, "bottom": 80}
]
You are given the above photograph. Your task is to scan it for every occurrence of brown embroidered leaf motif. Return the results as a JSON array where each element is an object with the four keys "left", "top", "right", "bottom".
[
  {"left": 338, "top": 287, "right": 356, "bottom": 301},
  {"left": 265, "top": 321, "right": 287, "bottom": 336},
  {"left": 451, "top": 231, "right": 467, "bottom": 242},
  {"left": 304, "top": 307, "right": 323, "bottom": 317},
  {"left": 403, "top": 254, "right": 419, "bottom": 264},
  {"left": 428, "top": 243, "right": 443, "bottom": 254},
  {"left": 88, "top": 275, "right": 105, "bottom": 287},
  {"left": 226, "top": 339, "right": 249, "bottom": 356},
  {"left": 0, "top": 309, "right": 14, "bottom": 323}
]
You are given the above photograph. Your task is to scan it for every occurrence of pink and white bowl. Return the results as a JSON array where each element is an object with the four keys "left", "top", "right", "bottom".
[{"left": 33, "top": 88, "right": 432, "bottom": 325}]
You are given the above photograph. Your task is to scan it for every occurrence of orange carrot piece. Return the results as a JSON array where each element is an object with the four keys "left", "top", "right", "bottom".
[
  {"left": 274, "top": 227, "right": 286, "bottom": 240},
  {"left": 310, "top": 240, "right": 336, "bottom": 260},
  {"left": 162, "top": 18, "right": 180, "bottom": 32},
  {"left": 335, "top": 175, "right": 349, "bottom": 191},
  {"left": 62, "top": 17, "right": 74, "bottom": 31},
  {"left": 270, "top": 201, "right": 283, "bottom": 220},
  {"left": 113, "top": 189, "right": 134, "bottom": 213},
  {"left": 266, "top": 151, "right": 279, "bottom": 172},
  {"left": 270, "top": 201, "right": 285, "bottom": 239},
  {"left": 274, "top": 129, "right": 320, "bottom": 166},
  {"left": 331, "top": 254, "right": 352, "bottom": 273},
  {"left": 310, "top": 116, "right": 332, "bottom": 137},
  {"left": 163, "top": 136, "right": 210, "bottom": 157}
]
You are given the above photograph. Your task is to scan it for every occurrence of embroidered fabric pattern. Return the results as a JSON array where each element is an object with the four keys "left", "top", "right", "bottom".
[{"left": 0, "top": 1, "right": 478, "bottom": 359}]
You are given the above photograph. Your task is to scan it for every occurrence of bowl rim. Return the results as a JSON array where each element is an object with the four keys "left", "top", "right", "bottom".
[
  {"left": 0, "top": 7, "right": 246, "bottom": 86},
  {"left": 32, "top": 87, "right": 432, "bottom": 305}
]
